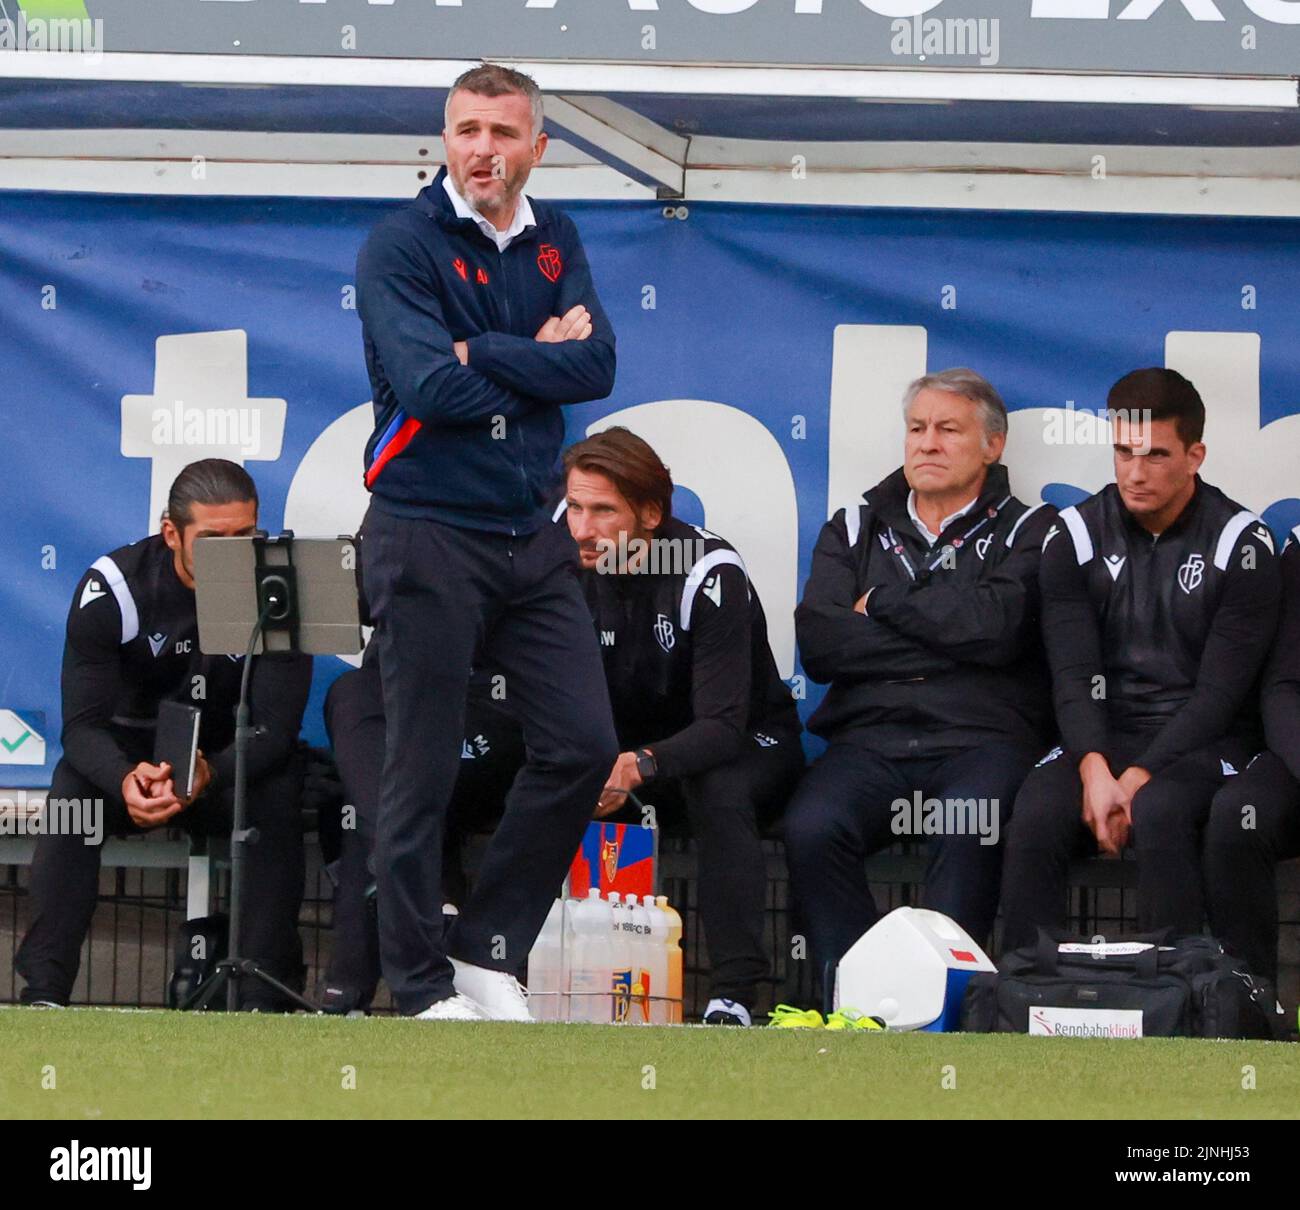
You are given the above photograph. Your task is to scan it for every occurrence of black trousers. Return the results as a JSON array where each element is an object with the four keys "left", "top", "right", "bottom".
[
  {"left": 607, "top": 728, "right": 805, "bottom": 1010},
  {"left": 783, "top": 739, "right": 1038, "bottom": 976},
  {"left": 15, "top": 754, "right": 305, "bottom": 1009},
  {"left": 322, "top": 661, "right": 526, "bottom": 1008},
  {"left": 1203, "top": 750, "right": 1300, "bottom": 985},
  {"left": 999, "top": 731, "right": 1260, "bottom": 954},
  {"left": 360, "top": 505, "right": 618, "bottom": 1015}
]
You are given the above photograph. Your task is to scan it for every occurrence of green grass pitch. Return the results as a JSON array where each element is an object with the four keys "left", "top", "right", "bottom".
[{"left": 1, "top": 1006, "right": 1297, "bottom": 1119}]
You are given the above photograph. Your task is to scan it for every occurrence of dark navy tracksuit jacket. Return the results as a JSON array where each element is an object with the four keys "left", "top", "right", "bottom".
[{"left": 357, "top": 165, "right": 616, "bottom": 531}]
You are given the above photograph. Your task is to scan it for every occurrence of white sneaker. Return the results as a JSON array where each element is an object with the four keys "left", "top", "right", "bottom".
[
  {"left": 703, "top": 998, "right": 753, "bottom": 1026},
  {"left": 450, "top": 958, "right": 532, "bottom": 1022},
  {"left": 413, "top": 992, "right": 484, "bottom": 1021}
]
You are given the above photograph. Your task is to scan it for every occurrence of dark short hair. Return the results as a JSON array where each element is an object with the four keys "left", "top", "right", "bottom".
[
  {"left": 445, "top": 63, "right": 544, "bottom": 138},
  {"left": 165, "top": 459, "right": 258, "bottom": 532},
  {"left": 1107, "top": 367, "right": 1205, "bottom": 447},
  {"left": 562, "top": 428, "right": 673, "bottom": 524}
]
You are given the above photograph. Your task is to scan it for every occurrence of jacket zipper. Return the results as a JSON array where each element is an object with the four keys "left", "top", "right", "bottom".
[{"left": 496, "top": 243, "right": 531, "bottom": 515}]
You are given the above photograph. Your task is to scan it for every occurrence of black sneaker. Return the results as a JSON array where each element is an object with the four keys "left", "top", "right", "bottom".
[
  {"left": 703, "top": 997, "right": 753, "bottom": 1026},
  {"left": 319, "top": 984, "right": 369, "bottom": 1016}
]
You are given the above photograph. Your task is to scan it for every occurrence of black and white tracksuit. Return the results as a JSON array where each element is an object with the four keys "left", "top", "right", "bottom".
[
  {"left": 15, "top": 533, "right": 312, "bottom": 1008},
  {"left": 1202, "top": 528, "right": 1300, "bottom": 983},
  {"left": 786, "top": 463, "right": 1056, "bottom": 973},
  {"left": 573, "top": 512, "right": 804, "bottom": 1007},
  {"left": 1000, "top": 477, "right": 1282, "bottom": 952}
]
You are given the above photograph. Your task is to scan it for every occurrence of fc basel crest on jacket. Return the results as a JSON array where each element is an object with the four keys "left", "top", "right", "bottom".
[
  {"left": 1177, "top": 552, "right": 1205, "bottom": 594},
  {"left": 537, "top": 244, "right": 563, "bottom": 282}
]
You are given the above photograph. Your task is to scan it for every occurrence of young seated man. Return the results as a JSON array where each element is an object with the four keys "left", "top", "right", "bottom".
[
  {"left": 1000, "top": 368, "right": 1280, "bottom": 951},
  {"left": 1201, "top": 523, "right": 1300, "bottom": 986},
  {"left": 15, "top": 459, "right": 313, "bottom": 1011}
]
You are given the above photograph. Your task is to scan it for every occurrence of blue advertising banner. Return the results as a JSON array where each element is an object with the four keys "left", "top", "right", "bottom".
[{"left": 2, "top": 188, "right": 1298, "bottom": 787}]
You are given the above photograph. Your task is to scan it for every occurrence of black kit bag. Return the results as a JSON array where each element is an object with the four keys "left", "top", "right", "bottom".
[{"left": 961, "top": 929, "right": 1285, "bottom": 1040}]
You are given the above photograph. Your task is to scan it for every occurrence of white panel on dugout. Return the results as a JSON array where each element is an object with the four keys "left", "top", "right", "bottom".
[{"left": 834, "top": 907, "right": 995, "bottom": 1032}]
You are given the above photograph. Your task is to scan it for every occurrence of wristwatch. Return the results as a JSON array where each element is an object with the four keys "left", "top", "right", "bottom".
[{"left": 634, "top": 749, "right": 658, "bottom": 782}]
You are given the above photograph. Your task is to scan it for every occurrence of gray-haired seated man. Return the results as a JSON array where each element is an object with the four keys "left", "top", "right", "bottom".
[{"left": 786, "top": 369, "right": 1057, "bottom": 992}]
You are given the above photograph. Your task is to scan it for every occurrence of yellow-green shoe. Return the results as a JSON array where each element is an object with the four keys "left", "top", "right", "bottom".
[
  {"left": 767, "top": 1004, "right": 825, "bottom": 1029},
  {"left": 825, "top": 1007, "right": 887, "bottom": 1031}
]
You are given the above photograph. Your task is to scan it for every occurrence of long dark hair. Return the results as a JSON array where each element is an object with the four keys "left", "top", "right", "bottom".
[
  {"left": 562, "top": 428, "right": 673, "bottom": 524},
  {"left": 165, "top": 459, "right": 258, "bottom": 531}
]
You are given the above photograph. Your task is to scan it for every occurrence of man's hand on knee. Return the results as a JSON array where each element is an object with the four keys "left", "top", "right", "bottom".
[{"left": 1079, "top": 752, "right": 1128, "bottom": 855}]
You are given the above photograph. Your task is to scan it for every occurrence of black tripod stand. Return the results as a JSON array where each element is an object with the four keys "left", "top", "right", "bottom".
[{"left": 182, "top": 597, "right": 318, "bottom": 1013}]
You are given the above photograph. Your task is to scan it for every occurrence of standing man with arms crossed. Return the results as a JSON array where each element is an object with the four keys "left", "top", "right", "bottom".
[
  {"left": 1000, "top": 368, "right": 1281, "bottom": 950},
  {"left": 355, "top": 65, "right": 619, "bottom": 1021}
]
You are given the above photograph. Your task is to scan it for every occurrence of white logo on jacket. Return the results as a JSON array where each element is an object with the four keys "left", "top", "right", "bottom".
[
  {"left": 653, "top": 613, "right": 675, "bottom": 653},
  {"left": 1177, "top": 553, "right": 1205, "bottom": 595}
]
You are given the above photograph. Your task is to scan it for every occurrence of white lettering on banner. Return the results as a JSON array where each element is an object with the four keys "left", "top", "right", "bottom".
[
  {"left": 1163, "top": 332, "right": 1300, "bottom": 515},
  {"left": 1242, "top": 0, "right": 1300, "bottom": 22},
  {"left": 1031, "top": 0, "right": 1110, "bottom": 16},
  {"left": 194, "top": 0, "right": 1300, "bottom": 23},
  {"left": 195, "top": 0, "right": 1298, "bottom": 21},
  {"left": 1029, "top": 1006, "right": 1144, "bottom": 1037},
  {"left": 858, "top": 0, "right": 945, "bottom": 18},
  {"left": 1115, "top": 0, "right": 1225, "bottom": 19},
  {"left": 121, "top": 331, "right": 286, "bottom": 535},
  {"left": 112, "top": 325, "right": 1295, "bottom": 682}
]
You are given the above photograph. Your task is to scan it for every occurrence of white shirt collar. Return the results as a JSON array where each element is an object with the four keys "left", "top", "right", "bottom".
[
  {"left": 442, "top": 173, "right": 535, "bottom": 253},
  {"left": 907, "top": 490, "right": 978, "bottom": 547}
]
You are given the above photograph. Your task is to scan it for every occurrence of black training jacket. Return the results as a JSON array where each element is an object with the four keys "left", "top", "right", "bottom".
[
  {"left": 796, "top": 462, "right": 1056, "bottom": 759},
  {"left": 1261, "top": 526, "right": 1300, "bottom": 781},
  {"left": 60, "top": 533, "right": 313, "bottom": 794},
  {"left": 1040, "top": 477, "right": 1280, "bottom": 773},
  {"left": 570, "top": 513, "right": 799, "bottom": 781}
]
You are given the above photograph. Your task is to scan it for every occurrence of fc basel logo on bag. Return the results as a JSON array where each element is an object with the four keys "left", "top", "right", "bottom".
[{"left": 537, "top": 243, "right": 563, "bottom": 282}]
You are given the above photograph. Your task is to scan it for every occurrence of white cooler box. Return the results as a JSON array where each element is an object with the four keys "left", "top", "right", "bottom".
[{"left": 833, "top": 906, "right": 996, "bottom": 1031}]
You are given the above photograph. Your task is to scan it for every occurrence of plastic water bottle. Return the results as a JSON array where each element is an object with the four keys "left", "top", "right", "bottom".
[
  {"left": 527, "top": 899, "right": 566, "bottom": 1021},
  {"left": 656, "top": 894, "right": 684, "bottom": 1024},
  {"left": 568, "top": 888, "right": 613, "bottom": 1023},
  {"left": 641, "top": 896, "right": 672, "bottom": 1025},
  {"left": 626, "top": 894, "right": 655, "bottom": 1024},
  {"left": 609, "top": 892, "right": 633, "bottom": 1024}
]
